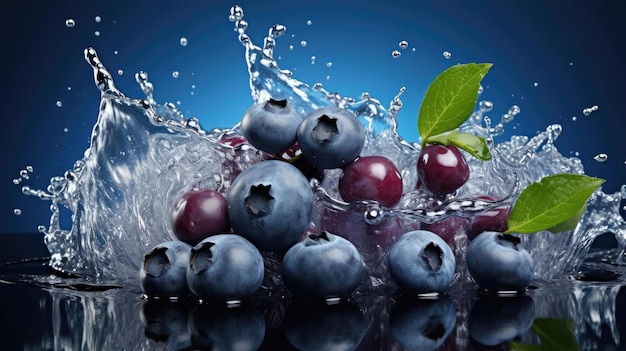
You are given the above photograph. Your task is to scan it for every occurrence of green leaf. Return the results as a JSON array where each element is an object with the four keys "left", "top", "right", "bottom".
[
  {"left": 505, "top": 174, "right": 605, "bottom": 234},
  {"left": 510, "top": 318, "right": 579, "bottom": 351},
  {"left": 418, "top": 63, "right": 492, "bottom": 141},
  {"left": 425, "top": 129, "right": 492, "bottom": 160}
]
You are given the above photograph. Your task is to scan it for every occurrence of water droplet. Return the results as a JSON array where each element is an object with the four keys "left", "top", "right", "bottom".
[
  {"left": 117, "top": 69, "right": 124, "bottom": 76},
  {"left": 172, "top": 71, "right": 179, "bottom": 78},
  {"left": 326, "top": 62, "right": 333, "bottom": 68},
  {"left": 289, "top": 45, "right": 294, "bottom": 51},
  {"left": 270, "top": 24, "right": 286, "bottom": 38},
  {"left": 95, "top": 16, "right": 101, "bottom": 23},
  {"left": 399, "top": 40, "right": 409, "bottom": 49},
  {"left": 63, "top": 128, "right": 69, "bottom": 133},
  {"left": 582, "top": 105, "right": 599, "bottom": 116},
  {"left": 67, "top": 86, "right": 72, "bottom": 91},
  {"left": 412, "top": 48, "right": 416, "bottom": 52},
  {"left": 479, "top": 100, "right": 493, "bottom": 112},
  {"left": 12, "top": 178, "right": 20, "bottom": 185},
  {"left": 575, "top": 151, "right": 580, "bottom": 156},
  {"left": 569, "top": 62, "right": 574, "bottom": 66},
  {"left": 94, "top": 31, "right": 101, "bottom": 37},
  {"left": 180, "top": 37, "right": 188, "bottom": 47},
  {"left": 114, "top": 50, "right": 119, "bottom": 55},
  {"left": 56, "top": 101, "right": 63, "bottom": 107},
  {"left": 229, "top": 5, "right": 244, "bottom": 22},
  {"left": 326, "top": 75, "right": 331, "bottom": 80},
  {"left": 572, "top": 116, "right": 577, "bottom": 121},
  {"left": 65, "top": 19, "right": 75, "bottom": 27},
  {"left": 14, "top": 209, "right": 22, "bottom": 216},
  {"left": 191, "top": 84, "right": 196, "bottom": 89},
  {"left": 478, "top": 85, "right": 484, "bottom": 95},
  {"left": 235, "top": 20, "right": 248, "bottom": 34},
  {"left": 306, "top": 19, "right": 312, "bottom": 26},
  {"left": 300, "top": 40, "right": 307, "bottom": 47},
  {"left": 533, "top": 82, "right": 539, "bottom": 87},
  {"left": 443, "top": 51, "right": 452, "bottom": 59},
  {"left": 391, "top": 50, "right": 401, "bottom": 58},
  {"left": 19, "top": 169, "right": 29, "bottom": 179},
  {"left": 594, "top": 153, "right": 608, "bottom": 162},
  {"left": 310, "top": 55, "right": 316, "bottom": 64}
]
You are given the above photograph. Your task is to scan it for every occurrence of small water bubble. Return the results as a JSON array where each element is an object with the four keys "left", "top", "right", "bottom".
[
  {"left": 117, "top": 69, "right": 123, "bottom": 75},
  {"left": 478, "top": 85, "right": 484, "bottom": 95},
  {"left": 14, "top": 209, "right": 22, "bottom": 216},
  {"left": 391, "top": 50, "right": 401, "bottom": 58},
  {"left": 533, "top": 82, "right": 539, "bottom": 87},
  {"left": 63, "top": 128, "right": 69, "bottom": 133},
  {"left": 180, "top": 37, "right": 188, "bottom": 47},
  {"left": 65, "top": 19, "right": 75, "bottom": 27},
  {"left": 443, "top": 51, "right": 452, "bottom": 59},
  {"left": 572, "top": 116, "right": 577, "bottom": 121},
  {"left": 191, "top": 84, "right": 196, "bottom": 89},
  {"left": 326, "top": 75, "right": 331, "bottom": 80},
  {"left": 300, "top": 40, "right": 307, "bottom": 47},
  {"left": 20, "top": 169, "right": 30, "bottom": 179},
  {"left": 310, "top": 55, "right": 316, "bottom": 64},
  {"left": 95, "top": 16, "right": 101, "bottom": 23},
  {"left": 582, "top": 105, "right": 599, "bottom": 116},
  {"left": 412, "top": 48, "right": 416, "bottom": 52},
  {"left": 94, "top": 31, "right": 100, "bottom": 37},
  {"left": 114, "top": 50, "right": 119, "bottom": 55},
  {"left": 326, "top": 61, "right": 333, "bottom": 68},
  {"left": 594, "top": 153, "right": 608, "bottom": 162},
  {"left": 569, "top": 62, "right": 574, "bottom": 66},
  {"left": 509, "top": 105, "right": 520, "bottom": 116},
  {"left": 289, "top": 45, "right": 294, "bottom": 51},
  {"left": 67, "top": 86, "right": 72, "bottom": 90},
  {"left": 270, "top": 24, "right": 286, "bottom": 38},
  {"left": 172, "top": 71, "right": 179, "bottom": 78},
  {"left": 12, "top": 178, "right": 20, "bottom": 185},
  {"left": 575, "top": 151, "right": 580, "bottom": 156},
  {"left": 306, "top": 19, "right": 312, "bottom": 26},
  {"left": 56, "top": 100, "right": 63, "bottom": 107},
  {"left": 399, "top": 40, "right": 409, "bottom": 49}
]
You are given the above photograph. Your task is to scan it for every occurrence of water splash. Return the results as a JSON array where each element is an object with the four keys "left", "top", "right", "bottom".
[{"left": 18, "top": 6, "right": 626, "bottom": 290}]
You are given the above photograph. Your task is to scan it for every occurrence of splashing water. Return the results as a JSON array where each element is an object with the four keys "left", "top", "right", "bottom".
[{"left": 20, "top": 5, "right": 626, "bottom": 290}]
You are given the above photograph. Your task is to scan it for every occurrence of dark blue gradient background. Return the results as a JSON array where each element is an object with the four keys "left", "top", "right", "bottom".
[{"left": 2, "top": 0, "right": 624, "bottom": 233}]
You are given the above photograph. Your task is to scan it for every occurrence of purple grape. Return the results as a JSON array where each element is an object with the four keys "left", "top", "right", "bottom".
[
  {"left": 171, "top": 189, "right": 230, "bottom": 245},
  {"left": 416, "top": 144, "right": 469, "bottom": 195},
  {"left": 339, "top": 156, "right": 403, "bottom": 208}
]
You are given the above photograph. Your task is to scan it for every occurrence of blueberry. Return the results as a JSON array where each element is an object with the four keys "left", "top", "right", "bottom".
[
  {"left": 297, "top": 106, "right": 365, "bottom": 169},
  {"left": 241, "top": 98, "right": 302, "bottom": 153},
  {"left": 468, "top": 295, "right": 534, "bottom": 346},
  {"left": 227, "top": 160, "right": 313, "bottom": 252},
  {"left": 171, "top": 188, "right": 230, "bottom": 245},
  {"left": 339, "top": 155, "right": 403, "bottom": 208},
  {"left": 466, "top": 231, "right": 534, "bottom": 291},
  {"left": 416, "top": 144, "right": 469, "bottom": 195},
  {"left": 390, "top": 296, "right": 456, "bottom": 351},
  {"left": 186, "top": 234, "right": 264, "bottom": 300},
  {"left": 188, "top": 303, "right": 265, "bottom": 350},
  {"left": 139, "top": 241, "right": 192, "bottom": 298},
  {"left": 387, "top": 230, "right": 456, "bottom": 293},
  {"left": 284, "top": 299, "right": 366, "bottom": 350},
  {"left": 282, "top": 231, "right": 365, "bottom": 298}
]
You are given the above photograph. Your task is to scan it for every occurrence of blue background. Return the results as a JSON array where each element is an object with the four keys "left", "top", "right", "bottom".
[{"left": 2, "top": 0, "right": 624, "bottom": 233}]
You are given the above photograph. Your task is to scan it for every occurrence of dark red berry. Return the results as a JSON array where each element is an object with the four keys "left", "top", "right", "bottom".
[
  {"left": 172, "top": 189, "right": 230, "bottom": 245},
  {"left": 416, "top": 144, "right": 469, "bottom": 195},
  {"left": 425, "top": 216, "right": 469, "bottom": 247},
  {"left": 339, "top": 156, "right": 403, "bottom": 208},
  {"left": 468, "top": 196, "right": 511, "bottom": 240}
]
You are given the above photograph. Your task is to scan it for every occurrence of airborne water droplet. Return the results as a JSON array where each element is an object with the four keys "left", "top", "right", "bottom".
[
  {"left": 533, "top": 82, "right": 539, "bottom": 87},
  {"left": 391, "top": 50, "right": 401, "bottom": 58},
  {"left": 594, "top": 153, "right": 608, "bottom": 162},
  {"left": 65, "top": 19, "right": 75, "bottom": 27},
  {"left": 326, "top": 62, "right": 333, "bottom": 68},
  {"left": 399, "top": 40, "right": 409, "bottom": 49},
  {"left": 300, "top": 40, "right": 307, "bottom": 47},
  {"left": 14, "top": 209, "right": 22, "bottom": 216},
  {"left": 172, "top": 71, "right": 180, "bottom": 78},
  {"left": 583, "top": 105, "right": 599, "bottom": 116},
  {"left": 306, "top": 20, "right": 312, "bottom": 26},
  {"left": 443, "top": 51, "right": 452, "bottom": 59},
  {"left": 95, "top": 16, "right": 101, "bottom": 23},
  {"left": 94, "top": 31, "right": 100, "bottom": 37},
  {"left": 180, "top": 37, "right": 188, "bottom": 47},
  {"left": 117, "top": 69, "right": 123, "bottom": 76},
  {"left": 56, "top": 100, "right": 63, "bottom": 107},
  {"left": 310, "top": 56, "right": 316, "bottom": 64}
]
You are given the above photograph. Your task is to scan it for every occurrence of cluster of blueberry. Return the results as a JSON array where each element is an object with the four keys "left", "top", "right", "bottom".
[{"left": 139, "top": 98, "right": 534, "bottom": 301}]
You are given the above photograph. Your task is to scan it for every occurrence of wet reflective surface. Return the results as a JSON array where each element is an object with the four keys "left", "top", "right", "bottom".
[{"left": 2, "top": 233, "right": 626, "bottom": 350}]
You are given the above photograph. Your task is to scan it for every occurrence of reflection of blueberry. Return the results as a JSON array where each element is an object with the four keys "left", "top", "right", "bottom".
[
  {"left": 140, "top": 299, "right": 194, "bottom": 350},
  {"left": 389, "top": 296, "right": 456, "bottom": 351},
  {"left": 139, "top": 241, "right": 192, "bottom": 297},
  {"left": 241, "top": 98, "right": 302, "bottom": 153},
  {"left": 227, "top": 160, "right": 313, "bottom": 252},
  {"left": 387, "top": 230, "right": 456, "bottom": 293},
  {"left": 188, "top": 303, "right": 265, "bottom": 350},
  {"left": 466, "top": 231, "right": 534, "bottom": 291},
  {"left": 284, "top": 299, "right": 366, "bottom": 350},
  {"left": 186, "top": 234, "right": 264, "bottom": 300},
  {"left": 282, "top": 231, "right": 365, "bottom": 298},
  {"left": 468, "top": 295, "right": 535, "bottom": 346},
  {"left": 297, "top": 106, "right": 365, "bottom": 169}
]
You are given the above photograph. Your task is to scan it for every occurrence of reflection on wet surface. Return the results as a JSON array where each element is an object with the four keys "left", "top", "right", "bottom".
[{"left": 1, "top": 234, "right": 626, "bottom": 350}]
